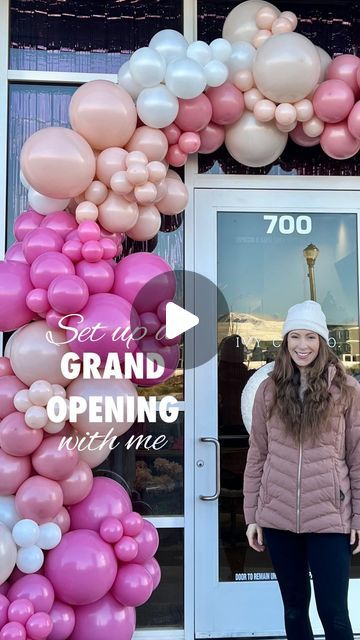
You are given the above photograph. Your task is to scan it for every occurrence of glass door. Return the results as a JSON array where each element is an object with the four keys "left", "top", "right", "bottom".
[{"left": 194, "top": 189, "right": 360, "bottom": 638}]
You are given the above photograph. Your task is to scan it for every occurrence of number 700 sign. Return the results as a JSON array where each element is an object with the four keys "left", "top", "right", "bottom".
[{"left": 264, "top": 215, "right": 312, "bottom": 235}]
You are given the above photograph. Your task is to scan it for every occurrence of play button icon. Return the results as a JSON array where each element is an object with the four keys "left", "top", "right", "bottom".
[{"left": 165, "top": 301, "right": 199, "bottom": 339}]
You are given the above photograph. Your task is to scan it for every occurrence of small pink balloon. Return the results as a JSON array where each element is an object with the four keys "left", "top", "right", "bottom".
[
  {"left": 81, "top": 240, "right": 104, "bottom": 263},
  {"left": 14, "top": 210, "right": 43, "bottom": 242},
  {"left": 198, "top": 122, "right": 225, "bottom": 154},
  {"left": 100, "top": 518, "right": 124, "bottom": 544},
  {"left": 244, "top": 88, "right": 263, "bottom": 111},
  {"left": 114, "top": 537, "right": 138, "bottom": 563},
  {"left": 30, "top": 253, "right": 75, "bottom": 290},
  {"left": 0, "top": 357, "right": 13, "bottom": 377},
  {"left": 21, "top": 220, "right": 63, "bottom": 263},
  {"left": 52, "top": 507, "right": 70, "bottom": 535},
  {"left": 7, "top": 575, "right": 54, "bottom": 614},
  {"left": 0, "top": 621, "right": 26, "bottom": 640},
  {"left": 254, "top": 99, "right": 276, "bottom": 123},
  {"left": 61, "top": 240, "right": 83, "bottom": 263},
  {"left": 59, "top": 460, "right": 93, "bottom": 506},
  {"left": 147, "top": 161, "right": 167, "bottom": 184},
  {"left": 313, "top": 79, "right": 355, "bottom": 123},
  {"left": 290, "top": 123, "right": 321, "bottom": 147},
  {"left": 255, "top": 6, "right": 278, "bottom": 29},
  {"left": 166, "top": 144, "right": 188, "bottom": 167},
  {"left": 143, "top": 557, "right": 161, "bottom": 590},
  {"left": 252, "top": 29, "right": 271, "bottom": 48},
  {"left": 26, "top": 612, "right": 53, "bottom": 640},
  {"left": 40, "top": 212, "right": 77, "bottom": 239},
  {"left": 48, "top": 274, "right": 89, "bottom": 314},
  {"left": 295, "top": 99, "right": 314, "bottom": 122},
  {"left": 96, "top": 147, "right": 128, "bottom": 187},
  {"left": 125, "top": 151, "right": 148, "bottom": 167},
  {"left": 75, "top": 259, "right": 114, "bottom": 294},
  {"left": 326, "top": 54, "right": 360, "bottom": 99},
  {"left": 26, "top": 288, "right": 50, "bottom": 314},
  {"left": 348, "top": 101, "right": 360, "bottom": 140},
  {"left": 121, "top": 511, "right": 144, "bottom": 537},
  {"left": 320, "top": 121, "right": 360, "bottom": 159},
  {"left": 174, "top": 94, "right": 212, "bottom": 132},
  {"left": 232, "top": 69, "right": 254, "bottom": 92},
  {"left": 275, "top": 103, "right": 297, "bottom": 126},
  {"left": 78, "top": 220, "right": 101, "bottom": 243},
  {"left": 15, "top": 476, "right": 64, "bottom": 524},
  {"left": 271, "top": 17, "right": 293, "bottom": 34},
  {"left": 139, "top": 311, "right": 161, "bottom": 336},
  {"left": 32, "top": 436, "right": 79, "bottom": 481},
  {"left": 0, "top": 449, "right": 31, "bottom": 495},
  {"left": 206, "top": 83, "right": 244, "bottom": 125},
  {"left": 110, "top": 171, "right": 133, "bottom": 195},
  {"left": 111, "top": 564, "right": 153, "bottom": 607},
  {"left": 75, "top": 201, "right": 98, "bottom": 223},
  {"left": 99, "top": 238, "right": 117, "bottom": 260},
  {"left": 303, "top": 116, "right": 325, "bottom": 137},
  {"left": 133, "top": 519, "right": 159, "bottom": 563},
  {"left": 5, "top": 243, "right": 27, "bottom": 265},
  {"left": 134, "top": 182, "right": 158, "bottom": 205},
  {"left": 162, "top": 123, "right": 181, "bottom": 144},
  {"left": 8, "top": 599, "right": 34, "bottom": 625},
  {"left": 178, "top": 131, "right": 201, "bottom": 154},
  {"left": 126, "top": 163, "right": 149, "bottom": 187},
  {"left": 0, "top": 412, "right": 43, "bottom": 456},
  {"left": 45, "top": 310, "right": 68, "bottom": 330},
  {"left": 0, "top": 375, "right": 27, "bottom": 419},
  {"left": 84, "top": 181, "right": 108, "bottom": 206},
  {"left": 48, "top": 601, "right": 75, "bottom": 640}
]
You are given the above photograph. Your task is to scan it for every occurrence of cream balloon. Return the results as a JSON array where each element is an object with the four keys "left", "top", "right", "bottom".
[
  {"left": 225, "top": 110, "right": 288, "bottom": 167},
  {"left": 295, "top": 99, "right": 314, "bottom": 122},
  {"left": 303, "top": 116, "right": 325, "bottom": 138},
  {"left": 244, "top": 88, "right": 263, "bottom": 111},
  {"left": 127, "top": 205, "right": 161, "bottom": 241},
  {"left": 281, "top": 11, "right": 298, "bottom": 30},
  {"left": 233, "top": 69, "right": 254, "bottom": 92},
  {"left": 253, "top": 33, "right": 321, "bottom": 103},
  {"left": 252, "top": 29, "right": 271, "bottom": 49},
  {"left": 254, "top": 99, "right": 276, "bottom": 122},
  {"left": 223, "top": 0, "right": 280, "bottom": 44},
  {"left": 316, "top": 45, "right": 332, "bottom": 83},
  {"left": 271, "top": 17, "right": 293, "bottom": 34},
  {"left": 0, "top": 523, "right": 17, "bottom": 584},
  {"left": 256, "top": 6, "right": 278, "bottom": 29},
  {"left": 275, "top": 103, "right": 297, "bottom": 126}
]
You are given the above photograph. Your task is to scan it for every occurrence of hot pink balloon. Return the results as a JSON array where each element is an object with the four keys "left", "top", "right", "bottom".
[
  {"left": 0, "top": 621, "right": 26, "bottom": 640},
  {"left": 320, "top": 121, "right": 360, "bottom": 159},
  {"left": 0, "top": 412, "right": 43, "bottom": 456},
  {"left": 326, "top": 54, "right": 360, "bottom": 99},
  {"left": 313, "top": 79, "right": 355, "bottom": 123},
  {"left": 30, "top": 252, "right": 75, "bottom": 290},
  {"left": 0, "top": 450, "right": 31, "bottom": 495},
  {"left": 14, "top": 210, "right": 43, "bottom": 242},
  {"left": 5, "top": 243, "right": 27, "bottom": 265},
  {"left": 0, "top": 375, "right": 27, "bottom": 419},
  {"left": 32, "top": 436, "right": 79, "bottom": 481},
  {"left": 70, "top": 594, "right": 135, "bottom": 640},
  {"left": 114, "top": 537, "right": 138, "bottom": 563},
  {"left": 59, "top": 460, "right": 93, "bottom": 506},
  {"left": 99, "top": 238, "right": 117, "bottom": 260},
  {"left": 0, "top": 594, "right": 9, "bottom": 629},
  {"left": 47, "top": 275, "right": 89, "bottom": 314},
  {"left": 61, "top": 240, "right": 82, "bottom": 263},
  {"left": 112, "top": 564, "right": 153, "bottom": 607},
  {"left": 206, "top": 83, "right": 245, "bottom": 125},
  {"left": 175, "top": 94, "right": 213, "bottom": 132},
  {"left": 132, "top": 337, "right": 179, "bottom": 386},
  {"left": 51, "top": 508, "right": 70, "bottom": 535},
  {"left": 81, "top": 240, "right": 104, "bottom": 262},
  {"left": 69, "top": 477, "right": 132, "bottom": 532},
  {"left": 143, "top": 557, "right": 161, "bottom": 590},
  {"left": 198, "top": 122, "right": 225, "bottom": 154},
  {"left": 22, "top": 228, "right": 64, "bottom": 265},
  {"left": 75, "top": 260, "right": 115, "bottom": 294},
  {"left": 133, "top": 519, "right": 159, "bottom": 563},
  {"left": 26, "top": 612, "right": 53, "bottom": 640},
  {"left": 15, "top": 476, "right": 63, "bottom": 524},
  {"left": 48, "top": 601, "right": 75, "bottom": 640},
  {"left": 0, "top": 262, "right": 34, "bottom": 331},
  {"left": 7, "top": 576, "right": 55, "bottom": 613},
  {"left": 290, "top": 122, "right": 321, "bottom": 147},
  {"left": 26, "top": 289, "right": 50, "bottom": 314},
  {"left": 44, "top": 530, "right": 117, "bottom": 605},
  {"left": 348, "top": 101, "right": 360, "bottom": 140},
  {"left": 40, "top": 212, "right": 77, "bottom": 239},
  {"left": 121, "top": 511, "right": 144, "bottom": 537},
  {"left": 99, "top": 518, "right": 124, "bottom": 544},
  {"left": 8, "top": 599, "right": 34, "bottom": 626}
]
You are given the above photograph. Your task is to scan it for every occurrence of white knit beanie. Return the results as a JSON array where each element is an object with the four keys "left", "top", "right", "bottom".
[{"left": 282, "top": 300, "right": 329, "bottom": 342}]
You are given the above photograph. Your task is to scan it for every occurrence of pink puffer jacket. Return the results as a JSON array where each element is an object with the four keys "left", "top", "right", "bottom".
[{"left": 243, "top": 370, "right": 360, "bottom": 533}]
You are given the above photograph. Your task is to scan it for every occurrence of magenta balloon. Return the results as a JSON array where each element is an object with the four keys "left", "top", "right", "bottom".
[
  {"left": 112, "top": 252, "right": 176, "bottom": 313},
  {"left": 7, "top": 576, "right": 54, "bottom": 614},
  {"left": 114, "top": 536, "right": 138, "bottom": 563},
  {"left": 348, "top": 101, "right": 360, "bottom": 140},
  {"left": 132, "top": 337, "right": 180, "bottom": 386},
  {"left": 48, "top": 601, "right": 75, "bottom": 640},
  {"left": 44, "top": 530, "right": 117, "bottom": 605},
  {"left": 206, "top": 82, "right": 245, "bottom": 125},
  {"left": 0, "top": 450, "right": 31, "bottom": 496},
  {"left": 22, "top": 229, "right": 64, "bottom": 265},
  {"left": 111, "top": 564, "right": 153, "bottom": 607},
  {"left": 0, "top": 594, "right": 9, "bottom": 629},
  {"left": 139, "top": 311, "right": 161, "bottom": 336},
  {"left": 15, "top": 476, "right": 63, "bottom": 524},
  {"left": 121, "top": 511, "right": 144, "bottom": 537},
  {"left": 25, "top": 612, "right": 53, "bottom": 640},
  {"left": 99, "top": 238, "right": 117, "bottom": 260},
  {"left": 198, "top": 122, "right": 225, "bottom": 154},
  {"left": 99, "top": 518, "right": 124, "bottom": 544},
  {"left": 143, "top": 557, "right": 161, "bottom": 590},
  {"left": 32, "top": 436, "right": 79, "bottom": 481},
  {"left": 81, "top": 240, "right": 104, "bottom": 263},
  {"left": 47, "top": 275, "right": 89, "bottom": 314},
  {"left": 61, "top": 240, "right": 82, "bottom": 263},
  {"left": 8, "top": 599, "right": 34, "bottom": 625},
  {"left": 78, "top": 221, "right": 101, "bottom": 243},
  {"left": 326, "top": 54, "right": 360, "bottom": 98},
  {"left": 30, "top": 253, "right": 75, "bottom": 290},
  {"left": 313, "top": 79, "right": 355, "bottom": 123},
  {"left": 5, "top": 243, "right": 27, "bottom": 265},
  {"left": 0, "top": 376, "right": 27, "bottom": 419},
  {"left": 51, "top": 507, "right": 70, "bottom": 535},
  {"left": 14, "top": 211, "right": 43, "bottom": 242},
  {"left": 289, "top": 122, "right": 321, "bottom": 147},
  {"left": 75, "top": 260, "right": 114, "bottom": 294},
  {"left": 59, "top": 460, "right": 93, "bottom": 506},
  {"left": 133, "top": 519, "right": 159, "bottom": 563},
  {"left": 0, "top": 621, "right": 26, "bottom": 640},
  {"left": 320, "top": 121, "right": 360, "bottom": 159},
  {"left": 0, "top": 412, "right": 43, "bottom": 456},
  {"left": 70, "top": 477, "right": 132, "bottom": 531},
  {"left": 0, "top": 262, "right": 34, "bottom": 331},
  {"left": 40, "top": 212, "right": 77, "bottom": 239},
  {"left": 175, "top": 94, "right": 212, "bottom": 132},
  {"left": 70, "top": 594, "right": 135, "bottom": 640},
  {"left": 66, "top": 293, "right": 139, "bottom": 363},
  {"left": 26, "top": 288, "right": 50, "bottom": 314}
]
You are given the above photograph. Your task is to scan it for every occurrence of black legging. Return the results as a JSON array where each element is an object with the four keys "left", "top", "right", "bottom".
[{"left": 263, "top": 528, "right": 354, "bottom": 640}]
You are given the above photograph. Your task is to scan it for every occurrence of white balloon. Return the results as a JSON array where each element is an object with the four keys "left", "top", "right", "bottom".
[
  {"left": 37, "top": 523, "right": 62, "bottom": 550},
  {"left": 16, "top": 545, "right": 44, "bottom": 574},
  {"left": 20, "top": 169, "right": 30, "bottom": 189},
  {"left": 12, "top": 519, "right": 40, "bottom": 548},
  {"left": 0, "top": 496, "right": 21, "bottom": 530},
  {"left": 136, "top": 86, "right": 179, "bottom": 128},
  {"left": 149, "top": 29, "right": 188, "bottom": 63},
  {"left": 117, "top": 61, "right": 142, "bottom": 100},
  {"left": 44, "top": 419, "right": 66, "bottom": 434},
  {"left": 228, "top": 42, "right": 256, "bottom": 81},
  {"left": 210, "top": 38, "right": 232, "bottom": 62},
  {"left": 205, "top": 60, "right": 229, "bottom": 87},
  {"left": 187, "top": 41, "right": 212, "bottom": 67},
  {"left": 165, "top": 58, "right": 207, "bottom": 99},
  {"left": 316, "top": 45, "right": 332, "bottom": 83},
  {"left": 129, "top": 47, "right": 166, "bottom": 88},
  {"left": 241, "top": 362, "right": 275, "bottom": 432},
  {"left": 28, "top": 187, "right": 70, "bottom": 215}
]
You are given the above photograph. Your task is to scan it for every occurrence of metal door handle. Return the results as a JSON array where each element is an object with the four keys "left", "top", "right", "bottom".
[{"left": 199, "top": 437, "right": 220, "bottom": 501}]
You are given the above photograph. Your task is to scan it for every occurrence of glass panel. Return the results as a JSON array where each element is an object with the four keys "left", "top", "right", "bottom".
[
  {"left": 94, "top": 413, "right": 184, "bottom": 516},
  {"left": 10, "top": 0, "right": 183, "bottom": 73},
  {"left": 217, "top": 210, "right": 360, "bottom": 581},
  {"left": 198, "top": 0, "right": 360, "bottom": 176}
]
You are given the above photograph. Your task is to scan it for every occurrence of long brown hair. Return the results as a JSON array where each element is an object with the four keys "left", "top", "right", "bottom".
[{"left": 269, "top": 335, "right": 353, "bottom": 442}]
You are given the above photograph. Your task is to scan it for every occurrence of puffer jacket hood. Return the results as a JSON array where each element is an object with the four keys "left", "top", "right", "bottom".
[{"left": 243, "top": 371, "right": 360, "bottom": 534}]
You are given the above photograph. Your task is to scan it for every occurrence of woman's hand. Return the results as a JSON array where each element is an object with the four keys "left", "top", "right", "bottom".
[
  {"left": 350, "top": 529, "right": 360, "bottom": 554},
  {"left": 246, "top": 523, "right": 265, "bottom": 552}
]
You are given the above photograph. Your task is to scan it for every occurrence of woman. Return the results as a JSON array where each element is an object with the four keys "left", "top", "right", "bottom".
[{"left": 243, "top": 300, "right": 360, "bottom": 640}]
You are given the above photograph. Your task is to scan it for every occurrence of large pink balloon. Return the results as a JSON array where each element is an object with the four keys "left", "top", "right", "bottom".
[
  {"left": 174, "top": 94, "right": 212, "bottom": 132},
  {"left": 44, "top": 530, "right": 117, "bottom": 605},
  {"left": 30, "top": 252, "right": 75, "bottom": 290},
  {"left": 70, "top": 594, "right": 135, "bottom": 640},
  {"left": 40, "top": 212, "right": 77, "bottom": 239},
  {"left": 206, "top": 83, "right": 245, "bottom": 125},
  {"left": 0, "top": 450, "right": 31, "bottom": 495},
  {"left": 290, "top": 122, "right": 321, "bottom": 147},
  {"left": 69, "top": 81, "right": 137, "bottom": 151},
  {"left": 69, "top": 477, "right": 132, "bottom": 531},
  {"left": 126, "top": 126, "right": 168, "bottom": 161},
  {"left": 32, "top": 437, "right": 79, "bottom": 481},
  {"left": 48, "top": 601, "right": 75, "bottom": 640},
  {"left": 112, "top": 564, "right": 153, "bottom": 607},
  {"left": 326, "top": 54, "right": 360, "bottom": 99},
  {"left": 20, "top": 127, "right": 96, "bottom": 199},
  {"left": 0, "top": 262, "right": 34, "bottom": 331},
  {"left": 75, "top": 260, "right": 115, "bottom": 294},
  {"left": 59, "top": 460, "right": 93, "bottom": 506},
  {"left": 313, "top": 79, "right": 355, "bottom": 123},
  {"left": 15, "top": 476, "right": 63, "bottom": 524},
  {"left": 0, "top": 412, "right": 43, "bottom": 456},
  {"left": 320, "top": 122, "right": 360, "bottom": 159},
  {"left": 47, "top": 275, "right": 89, "bottom": 314},
  {"left": 22, "top": 228, "right": 64, "bottom": 265},
  {"left": 348, "top": 101, "right": 360, "bottom": 140},
  {"left": 14, "top": 210, "right": 43, "bottom": 242},
  {"left": 7, "top": 576, "right": 54, "bottom": 613},
  {"left": 0, "top": 376, "right": 27, "bottom": 419},
  {"left": 132, "top": 337, "right": 180, "bottom": 386}
]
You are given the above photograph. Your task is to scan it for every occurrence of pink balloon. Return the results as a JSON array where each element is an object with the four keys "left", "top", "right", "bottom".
[
  {"left": 0, "top": 450, "right": 31, "bottom": 495},
  {"left": 114, "top": 537, "right": 138, "bottom": 563},
  {"left": 157, "top": 178, "right": 188, "bottom": 215},
  {"left": 84, "top": 181, "right": 108, "bottom": 206},
  {"left": 8, "top": 599, "right": 34, "bottom": 626},
  {"left": 133, "top": 519, "right": 159, "bottom": 563},
  {"left": 15, "top": 476, "right": 63, "bottom": 524},
  {"left": 97, "top": 192, "right": 139, "bottom": 233},
  {"left": 7, "top": 576, "right": 55, "bottom": 613},
  {"left": 23, "top": 228, "right": 64, "bottom": 265},
  {"left": 320, "top": 121, "right": 360, "bottom": 159},
  {"left": 78, "top": 221, "right": 100, "bottom": 243},
  {"left": 175, "top": 94, "right": 213, "bottom": 132},
  {"left": 26, "top": 612, "right": 53, "bottom": 640},
  {"left": 139, "top": 312, "right": 161, "bottom": 336},
  {"left": 5, "top": 243, "right": 27, "bottom": 265},
  {"left": 326, "top": 54, "right": 360, "bottom": 99},
  {"left": 20, "top": 127, "right": 96, "bottom": 199},
  {"left": 313, "top": 79, "right": 355, "bottom": 123},
  {"left": 0, "top": 594, "right": 9, "bottom": 629},
  {"left": 126, "top": 126, "right": 168, "bottom": 162},
  {"left": 143, "top": 557, "right": 161, "bottom": 590},
  {"left": 0, "top": 357, "right": 13, "bottom": 377},
  {"left": 40, "top": 212, "right": 77, "bottom": 239},
  {"left": 162, "top": 123, "right": 181, "bottom": 144},
  {"left": 121, "top": 511, "right": 144, "bottom": 537},
  {"left": 14, "top": 211, "right": 43, "bottom": 242},
  {"left": 0, "top": 412, "right": 43, "bottom": 456},
  {"left": 348, "top": 101, "right": 360, "bottom": 140},
  {"left": 0, "top": 622, "right": 26, "bottom": 640},
  {"left": 0, "top": 262, "right": 34, "bottom": 331},
  {"left": 75, "top": 260, "right": 114, "bottom": 294},
  {"left": 47, "top": 275, "right": 89, "bottom": 314},
  {"left": 81, "top": 240, "right": 104, "bottom": 262},
  {"left": 165, "top": 144, "right": 188, "bottom": 167},
  {"left": 44, "top": 530, "right": 117, "bottom": 605},
  {"left": 61, "top": 240, "right": 83, "bottom": 263},
  {"left": 206, "top": 83, "right": 245, "bottom": 125},
  {"left": 132, "top": 336, "right": 180, "bottom": 386},
  {"left": 99, "top": 238, "right": 117, "bottom": 260},
  {"left": 112, "top": 564, "right": 153, "bottom": 607},
  {"left": 45, "top": 310, "right": 67, "bottom": 331},
  {"left": 30, "top": 253, "right": 75, "bottom": 290},
  {"left": 26, "top": 289, "right": 50, "bottom": 314},
  {"left": 198, "top": 122, "right": 225, "bottom": 154},
  {"left": 70, "top": 594, "right": 135, "bottom": 640},
  {"left": 290, "top": 122, "right": 321, "bottom": 147},
  {"left": 51, "top": 508, "right": 70, "bottom": 535},
  {"left": 96, "top": 148, "right": 128, "bottom": 187},
  {"left": 32, "top": 436, "right": 78, "bottom": 481},
  {"left": 48, "top": 601, "right": 75, "bottom": 640},
  {"left": 70, "top": 477, "right": 132, "bottom": 532},
  {"left": 178, "top": 132, "right": 201, "bottom": 154},
  {"left": 0, "top": 375, "right": 27, "bottom": 419},
  {"left": 99, "top": 518, "right": 124, "bottom": 544},
  {"left": 59, "top": 460, "right": 93, "bottom": 506}
]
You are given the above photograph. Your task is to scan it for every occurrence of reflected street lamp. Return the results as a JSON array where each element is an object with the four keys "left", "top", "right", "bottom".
[{"left": 303, "top": 243, "right": 319, "bottom": 301}]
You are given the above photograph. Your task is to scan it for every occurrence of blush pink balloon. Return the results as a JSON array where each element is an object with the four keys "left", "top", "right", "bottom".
[
  {"left": 99, "top": 518, "right": 124, "bottom": 544},
  {"left": 98, "top": 192, "right": 139, "bottom": 233},
  {"left": 348, "top": 101, "right": 360, "bottom": 140},
  {"left": 320, "top": 121, "right": 360, "bottom": 159},
  {"left": 133, "top": 519, "right": 159, "bottom": 563},
  {"left": 0, "top": 357, "right": 13, "bottom": 377},
  {"left": 206, "top": 83, "right": 245, "bottom": 125},
  {"left": 26, "top": 289, "right": 50, "bottom": 314},
  {"left": 7, "top": 576, "right": 55, "bottom": 613},
  {"left": 75, "top": 260, "right": 114, "bottom": 294},
  {"left": 96, "top": 148, "right": 128, "bottom": 187},
  {"left": 70, "top": 594, "right": 135, "bottom": 640},
  {"left": 313, "top": 79, "right": 355, "bottom": 123},
  {"left": 174, "top": 94, "right": 213, "bottom": 132},
  {"left": 157, "top": 178, "right": 188, "bottom": 215},
  {"left": 14, "top": 210, "right": 43, "bottom": 242},
  {"left": 0, "top": 412, "right": 43, "bottom": 456},
  {"left": 0, "top": 375, "right": 27, "bottom": 419},
  {"left": 178, "top": 132, "right": 201, "bottom": 154},
  {"left": 110, "top": 171, "right": 133, "bottom": 195},
  {"left": 32, "top": 436, "right": 79, "bottom": 481},
  {"left": 51, "top": 507, "right": 70, "bottom": 535},
  {"left": 290, "top": 123, "right": 321, "bottom": 147},
  {"left": 69, "top": 477, "right": 132, "bottom": 532},
  {"left": 198, "top": 122, "right": 225, "bottom": 154},
  {"left": 0, "top": 262, "right": 34, "bottom": 332},
  {"left": 143, "top": 557, "right": 161, "bottom": 590},
  {"left": 48, "top": 275, "right": 89, "bottom": 314},
  {"left": 30, "top": 253, "right": 75, "bottom": 290},
  {"left": 84, "top": 181, "right": 108, "bottom": 206},
  {"left": 132, "top": 337, "right": 180, "bottom": 386},
  {"left": 59, "top": 460, "right": 93, "bottom": 506},
  {"left": 5, "top": 243, "right": 27, "bottom": 264},
  {"left": 162, "top": 123, "right": 181, "bottom": 145},
  {"left": 326, "top": 54, "right": 360, "bottom": 99},
  {"left": 114, "top": 537, "right": 138, "bottom": 563},
  {"left": 15, "top": 476, "right": 64, "bottom": 524},
  {"left": 111, "top": 564, "right": 153, "bottom": 607},
  {"left": 0, "top": 450, "right": 31, "bottom": 495},
  {"left": 166, "top": 144, "right": 188, "bottom": 167},
  {"left": 48, "top": 600, "right": 75, "bottom": 640},
  {"left": 40, "top": 212, "right": 77, "bottom": 239},
  {"left": 26, "top": 612, "right": 53, "bottom": 640},
  {"left": 8, "top": 599, "right": 34, "bottom": 625},
  {"left": 126, "top": 126, "right": 168, "bottom": 161}
]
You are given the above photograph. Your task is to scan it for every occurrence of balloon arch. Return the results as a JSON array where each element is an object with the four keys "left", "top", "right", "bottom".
[{"left": 1, "top": 1, "right": 360, "bottom": 638}]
